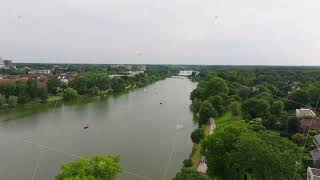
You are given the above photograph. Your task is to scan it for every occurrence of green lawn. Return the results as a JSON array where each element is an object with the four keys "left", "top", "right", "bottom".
[
  {"left": 47, "top": 95, "right": 63, "bottom": 102},
  {"left": 215, "top": 112, "right": 242, "bottom": 129},
  {"left": 190, "top": 143, "right": 202, "bottom": 169}
]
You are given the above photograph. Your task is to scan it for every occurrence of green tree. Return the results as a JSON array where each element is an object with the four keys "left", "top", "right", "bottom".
[
  {"left": 228, "top": 101, "right": 241, "bottom": 116},
  {"left": 63, "top": 88, "right": 79, "bottom": 101},
  {"left": 173, "top": 169, "right": 210, "bottom": 180},
  {"left": 8, "top": 96, "right": 18, "bottom": 107},
  {"left": 271, "top": 100, "right": 284, "bottom": 116},
  {"left": 286, "top": 89, "right": 309, "bottom": 110},
  {"left": 183, "top": 158, "right": 193, "bottom": 168},
  {"left": 242, "top": 98, "right": 270, "bottom": 119},
  {"left": 190, "top": 98, "right": 201, "bottom": 113},
  {"left": 0, "top": 94, "right": 5, "bottom": 106},
  {"left": 238, "top": 86, "right": 251, "bottom": 99},
  {"left": 47, "top": 79, "right": 62, "bottom": 94},
  {"left": 204, "top": 77, "right": 229, "bottom": 98},
  {"left": 291, "top": 133, "right": 305, "bottom": 145},
  {"left": 204, "top": 121, "right": 300, "bottom": 179},
  {"left": 55, "top": 155, "right": 122, "bottom": 180},
  {"left": 191, "top": 128, "right": 205, "bottom": 144},
  {"left": 198, "top": 100, "right": 216, "bottom": 124},
  {"left": 208, "top": 95, "right": 225, "bottom": 116},
  {"left": 38, "top": 88, "right": 48, "bottom": 101}
]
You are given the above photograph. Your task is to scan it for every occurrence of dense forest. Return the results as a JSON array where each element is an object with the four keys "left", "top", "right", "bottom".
[{"left": 175, "top": 66, "right": 320, "bottom": 180}]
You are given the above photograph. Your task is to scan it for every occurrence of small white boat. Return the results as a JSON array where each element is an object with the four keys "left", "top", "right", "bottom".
[{"left": 176, "top": 124, "right": 183, "bottom": 130}]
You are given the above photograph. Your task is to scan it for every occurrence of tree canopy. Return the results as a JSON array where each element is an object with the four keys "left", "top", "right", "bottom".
[
  {"left": 55, "top": 155, "right": 122, "bottom": 180},
  {"left": 203, "top": 121, "right": 301, "bottom": 179}
]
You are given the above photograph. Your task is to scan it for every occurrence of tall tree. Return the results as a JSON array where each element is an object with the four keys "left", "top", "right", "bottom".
[
  {"left": 198, "top": 100, "right": 216, "bottom": 124},
  {"left": 242, "top": 98, "right": 270, "bottom": 119},
  {"left": 55, "top": 155, "right": 122, "bottom": 180}
]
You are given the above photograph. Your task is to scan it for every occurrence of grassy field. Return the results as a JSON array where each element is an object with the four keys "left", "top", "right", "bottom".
[{"left": 47, "top": 95, "right": 63, "bottom": 102}]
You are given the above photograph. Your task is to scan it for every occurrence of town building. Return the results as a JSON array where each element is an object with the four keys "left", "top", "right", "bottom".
[
  {"left": 300, "top": 119, "right": 320, "bottom": 133},
  {"left": 3, "top": 60, "right": 12, "bottom": 66},
  {"left": 28, "top": 69, "right": 52, "bottom": 75},
  {"left": 310, "top": 135, "right": 320, "bottom": 168},
  {"left": 307, "top": 167, "right": 320, "bottom": 180},
  {"left": 111, "top": 64, "right": 131, "bottom": 70},
  {"left": 108, "top": 71, "right": 144, "bottom": 78},
  {"left": 137, "top": 65, "right": 146, "bottom": 71},
  {"left": 0, "top": 75, "right": 29, "bottom": 84},
  {"left": 296, "top": 108, "right": 317, "bottom": 119}
]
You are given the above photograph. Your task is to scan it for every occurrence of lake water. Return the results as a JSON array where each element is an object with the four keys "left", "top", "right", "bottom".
[{"left": 0, "top": 78, "right": 197, "bottom": 180}]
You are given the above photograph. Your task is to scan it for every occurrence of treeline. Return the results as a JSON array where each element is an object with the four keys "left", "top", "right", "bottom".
[
  {"left": 0, "top": 80, "right": 47, "bottom": 107},
  {"left": 0, "top": 66, "right": 176, "bottom": 107},
  {"left": 56, "top": 69, "right": 174, "bottom": 101},
  {"left": 176, "top": 66, "right": 320, "bottom": 179}
]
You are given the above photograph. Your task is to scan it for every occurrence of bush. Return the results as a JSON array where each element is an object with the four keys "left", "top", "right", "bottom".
[
  {"left": 191, "top": 128, "right": 205, "bottom": 144},
  {"left": 8, "top": 96, "right": 18, "bottom": 107},
  {"left": 228, "top": 101, "right": 241, "bottom": 116},
  {"left": 183, "top": 158, "right": 193, "bottom": 168},
  {"left": 55, "top": 155, "right": 122, "bottom": 180},
  {"left": 63, "top": 88, "right": 79, "bottom": 101},
  {"left": 291, "top": 133, "right": 305, "bottom": 145}
]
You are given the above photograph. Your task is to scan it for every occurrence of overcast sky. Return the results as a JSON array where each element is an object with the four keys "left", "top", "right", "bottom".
[{"left": 0, "top": 0, "right": 320, "bottom": 65}]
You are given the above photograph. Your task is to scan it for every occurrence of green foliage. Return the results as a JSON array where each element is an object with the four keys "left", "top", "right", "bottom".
[
  {"left": 47, "top": 79, "right": 63, "bottom": 94},
  {"left": 286, "top": 89, "right": 310, "bottom": 110},
  {"left": 208, "top": 95, "right": 225, "bottom": 116},
  {"left": 190, "top": 98, "right": 201, "bottom": 113},
  {"left": 198, "top": 100, "right": 216, "bottom": 124},
  {"left": 248, "top": 118, "right": 266, "bottom": 131},
  {"left": 63, "top": 88, "right": 79, "bottom": 101},
  {"left": 191, "top": 128, "right": 205, "bottom": 144},
  {"left": 228, "top": 101, "right": 241, "bottom": 116},
  {"left": 55, "top": 155, "right": 122, "bottom": 180},
  {"left": 0, "top": 94, "right": 6, "bottom": 106},
  {"left": 238, "top": 86, "right": 251, "bottom": 99},
  {"left": 291, "top": 133, "right": 305, "bottom": 145},
  {"left": 0, "top": 79, "right": 48, "bottom": 105},
  {"left": 270, "top": 100, "right": 284, "bottom": 116},
  {"left": 173, "top": 169, "right": 211, "bottom": 180},
  {"left": 8, "top": 96, "right": 18, "bottom": 107},
  {"left": 191, "top": 77, "right": 228, "bottom": 101},
  {"left": 203, "top": 121, "right": 301, "bottom": 179},
  {"left": 183, "top": 158, "right": 193, "bottom": 168},
  {"left": 242, "top": 98, "right": 270, "bottom": 119}
]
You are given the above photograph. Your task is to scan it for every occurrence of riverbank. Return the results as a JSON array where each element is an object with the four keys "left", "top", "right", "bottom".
[
  {"left": 189, "top": 112, "right": 240, "bottom": 170},
  {"left": 0, "top": 77, "right": 167, "bottom": 114},
  {"left": 189, "top": 122, "right": 211, "bottom": 169}
]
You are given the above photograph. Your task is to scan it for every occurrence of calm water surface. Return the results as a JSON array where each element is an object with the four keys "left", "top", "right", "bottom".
[{"left": 0, "top": 78, "right": 197, "bottom": 180}]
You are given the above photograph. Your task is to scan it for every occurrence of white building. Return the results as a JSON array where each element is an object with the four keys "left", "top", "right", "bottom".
[
  {"left": 307, "top": 167, "right": 320, "bottom": 180},
  {"left": 296, "top": 108, "right": 316, "bottom": 119}
]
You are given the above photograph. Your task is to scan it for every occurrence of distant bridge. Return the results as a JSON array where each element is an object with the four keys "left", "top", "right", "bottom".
[{"left": 177, "top": 70, "right": 199, "bottom": 77}]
